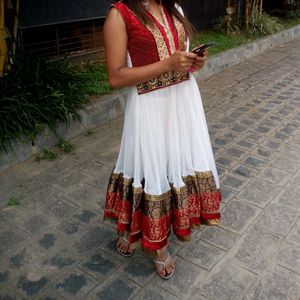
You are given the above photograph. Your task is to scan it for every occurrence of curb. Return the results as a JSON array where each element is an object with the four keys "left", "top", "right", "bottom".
[
  {"left": 1, "top": 24, "right": 300, "bottom": 171},
  {"left": 194, "top": 24, "right": 300, "bottom": 81}
]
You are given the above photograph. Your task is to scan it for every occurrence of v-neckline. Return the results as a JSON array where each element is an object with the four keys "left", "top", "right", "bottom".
[
  {"left": 147, "top": 4, "right": 166, "bottom": 28},
  {"left": 146, "top": 5, "right": 177, "bottom": 53}
]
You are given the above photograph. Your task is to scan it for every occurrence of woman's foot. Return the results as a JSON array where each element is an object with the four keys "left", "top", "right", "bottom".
[
  {"left": 117, "top": 236, "right": 135, "bottom": 257},
  {"left": 153, "top": 251, "right": 175, "bottom": 279}
]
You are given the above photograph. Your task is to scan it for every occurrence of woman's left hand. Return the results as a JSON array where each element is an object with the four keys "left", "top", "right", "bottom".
[{"left": 189, "top": 49, "right": 208, "bottom": 72}]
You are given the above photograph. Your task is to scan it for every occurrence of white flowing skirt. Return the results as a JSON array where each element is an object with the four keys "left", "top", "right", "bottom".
[{"left": 114, "top": 74, "right": 220, "bottom": 196}]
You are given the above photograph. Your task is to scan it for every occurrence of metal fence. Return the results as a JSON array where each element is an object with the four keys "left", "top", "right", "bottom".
[
  {"left": 20, "top": 0, "right": 226, "bottom": 58},
  {"left": 21, "top": 18, "right": 104, "bottom": 57}
]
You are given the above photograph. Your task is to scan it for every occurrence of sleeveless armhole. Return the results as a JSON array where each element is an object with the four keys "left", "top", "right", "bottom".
[{"left": 108, "top": 2, "right": 131, "bottom": 28}]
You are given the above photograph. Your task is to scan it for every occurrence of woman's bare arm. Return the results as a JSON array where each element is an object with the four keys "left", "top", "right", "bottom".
[{"left": 104, "top": 8, "right": 198, "bottom": 89}]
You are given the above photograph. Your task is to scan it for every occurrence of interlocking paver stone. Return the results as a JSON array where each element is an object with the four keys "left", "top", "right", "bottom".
[
  {"left": 80, "top": 251, "right": 122, "bottom": 280},
  {"left": 1, "top": 35, "right": 300, "bottom": 299},
  {"left": 274, "top": 243, "right": 300, "bottom": 275},
  {"left": 224, "top": 147, "right": 247, "bottom": 159},
  {"left": 285, "top": 182, "right": 300, "bottom": 196},
  {"left": 197, "top": 226, "right": 239, "bottom": 250},
  {"left": 178, "top": 239, "right": 225, "bottom": 269},
  {"left": 120, "top": 255, "right": 155, "bottom": 285},
  {"left": 197, "top": 263, "right": 256, "bottom": 300},
  {"left": 0, "top": 228, "right": 27, "bottom": 259},
  {"left": 90, "top": 276, "right": 140, "bottom": 300},
  {"left": 132, "top": 285, "right": 181, "bottom": 300},
  {"left": 272, "top": 131, "right": 291, "bottom": 142},
  {"left": 216, "top": 155, "right": 238, "bottom": 169},
  {"left": 245, "top": 133, "right": 265, "bottom": 143},
  {"left": 261, "top": 140, "right": 284, "bottom": 150},
  {"left": 231, "top": 226, "right": 281, "bottom": 273},
  {"left": 251, "top": 147, "right": 274, "bottom": 159},
  {"left": 231, "top": 165, "right": 258, "bottom": 178},
  {"left": 255, "top": 203, "right": 298, "bottom": 236},
  {"left": 78, "top": 160, "right": 106, "bottom": 177},
  {"left": 245, "top": 266, "right": 300, "bottom": 300},
  {"left": 220, "top": 174, "right": 246, "bottom": 191},
  {"left": 286, "top": 218, "right": 300, "bottom": 246},
  {"left": 22, "top": 214, "right": 50, "bottom": 234},
  {"left": 219, "top": 187, "right": 237, "bottom": 203},
  {"left": 246, "top": 178, "right": 282, "bottom": 199},
  {"left": 269, "top": 157, "right": 300, "bottom": 173},
  {"left": 74, "top": 225, "right": 113, "bottom": 254},
  {"left": 257, "top": 166, "right": 291, "bottom": 186},
  {"left": 46, "top": 198, "right": 78, "bottom": 220},
  {"left": 277, "top": 190, "right": 300, "bottom": 211},
  {"left": 65, "top": 183, "right": 102, "bottom": 210},
  {"left": 73, "top": 209, "right": 97, "bottom": 225},
  {"left": 236, "top": 188, "right": 272, "bottom": 208},
  {"left": 21, "top": 186, "right": 64, "bottom": 211},
  {"left": 0, "top": 207, "right": 24, "bottom": 227},
  {"left": 220, "top": 200, "right": 261, "bottom": 234},
  {"left": 50, "top": 170, "right": 92, "bottom": 192},
  {"left": 55, "top": 268, "right": 96, "bottom": 298},
  {"left": 17, "top": 274, "right": 48, "bottom": 297},
  {"left": 243, "top": 155, "right": 268, "bottom": 170},
  {"left": 235, "top": 139, "right": 256, "bottom": 150},
  {"left": 42, "top": 251, "right": 76, "bottom": 272}
]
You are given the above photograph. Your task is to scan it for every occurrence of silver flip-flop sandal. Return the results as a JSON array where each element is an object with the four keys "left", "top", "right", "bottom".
[{"left": 153, "top": 252, "right": 175, "bottom": 280}]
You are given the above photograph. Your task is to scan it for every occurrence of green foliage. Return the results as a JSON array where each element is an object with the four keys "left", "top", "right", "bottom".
[
  {"left": 56, "top": 138, "right": 75, "bottom": 153},
  {"left": 34, "top": 148, "right": 58, "bottom": 161},
  {"left": 192, "top": 31, "right": 258, "bottom": 56},
  {"left": 249, "top": 13, "right": 284, "bottom": 35},
  {"left": 0, "top": 55, "right": 89, "bottom": 153},
  {"left": 6, "top": 197, "right": 20, "bottom": 206},
  {"left": 213, "top": 16, "right": 240, "bottom": 33},
  {"left": 81, "top": 63, "right": 112, "bottom": 96},
  {"left": 286, "top": 9, "right": 300, "bottom": 19}
]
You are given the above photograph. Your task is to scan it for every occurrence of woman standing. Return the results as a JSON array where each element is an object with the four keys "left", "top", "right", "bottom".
[{"left": 103, "top": 0, "right": 221, "bottom": 279}]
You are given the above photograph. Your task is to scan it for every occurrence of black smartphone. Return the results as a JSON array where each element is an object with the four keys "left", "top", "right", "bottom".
[{"left": 192, "top": 42, "right": 216, "bottom": 55}]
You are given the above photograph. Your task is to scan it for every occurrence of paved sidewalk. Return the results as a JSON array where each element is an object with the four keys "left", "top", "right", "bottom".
[{"left": 0, "top": 37, "right": 300, "bottom": 300}]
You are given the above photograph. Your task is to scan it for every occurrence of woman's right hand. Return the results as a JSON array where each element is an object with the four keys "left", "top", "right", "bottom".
[{"left": 166, "top": 46, "right": 198, "bottom": 73}]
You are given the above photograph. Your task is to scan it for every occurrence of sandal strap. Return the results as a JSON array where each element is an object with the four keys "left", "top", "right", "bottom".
[
  {"left": 153, "top": 252, "right": 171, "bottom": 267},
  {"left": 120, "top": 236, "right": 130, "bottom": 244},
  {"left": 153, "top": 259, "right": 166, "bottom": 267}
]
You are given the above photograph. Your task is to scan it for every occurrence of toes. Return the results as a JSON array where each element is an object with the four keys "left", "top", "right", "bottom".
[
  {"left": 121, "top": 244, "right": 127, "bottom": 253},
  {"left": 157, "top": 266, "right": 166, "bottom": 277},
  {"left": 166, "top": 264, "right": 173, "bottom": 274},
  {"left": 117, "top": 240, "right": 122, "bottom": 248},
  {"left": 166, "top": 260, "right": 175, "bottom": 274},
  {"left": 117, "top": 240, "right": 125, "bottom": 253},
  {"left": 128, "top": 245, "right": 135, "bottom": 253}
]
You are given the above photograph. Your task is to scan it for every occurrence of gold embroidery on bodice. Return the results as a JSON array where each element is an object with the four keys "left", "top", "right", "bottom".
[{"left": 137, "top": 14, "right": 190, "bottom": 94}]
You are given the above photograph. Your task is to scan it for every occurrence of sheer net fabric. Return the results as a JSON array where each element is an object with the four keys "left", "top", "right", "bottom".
[{"left": 104, "top": 75, "right": 221, "bottom": 255}]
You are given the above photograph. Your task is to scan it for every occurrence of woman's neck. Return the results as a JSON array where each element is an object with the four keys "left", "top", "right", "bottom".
[{"left": 148, "top": 0, "right": 159, "bottom": 5}]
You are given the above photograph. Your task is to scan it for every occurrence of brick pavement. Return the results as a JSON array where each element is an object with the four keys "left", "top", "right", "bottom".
[{"left": 0, "top": 37, "right": 300, "bottom": 299}]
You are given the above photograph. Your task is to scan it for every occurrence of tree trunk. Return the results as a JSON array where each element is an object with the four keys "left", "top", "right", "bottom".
[
  {"left": 258, "top": 0, "right": 262, "bottom": 15},
  {"left": 243, "top": 0, "right": 250, "bottom": 31},
  {"left": 0, "top": 0, "right": 5, "bottom": 77}
]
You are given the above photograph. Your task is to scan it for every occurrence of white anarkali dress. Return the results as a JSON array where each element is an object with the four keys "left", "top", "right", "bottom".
[{"left": 104, "top": 1, "right": 221, "bottom": 255}]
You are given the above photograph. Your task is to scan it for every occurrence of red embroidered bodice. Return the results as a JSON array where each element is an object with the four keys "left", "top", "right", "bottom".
[{"left": 111, "top": 1, "right": 190, "bottom": 94}]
